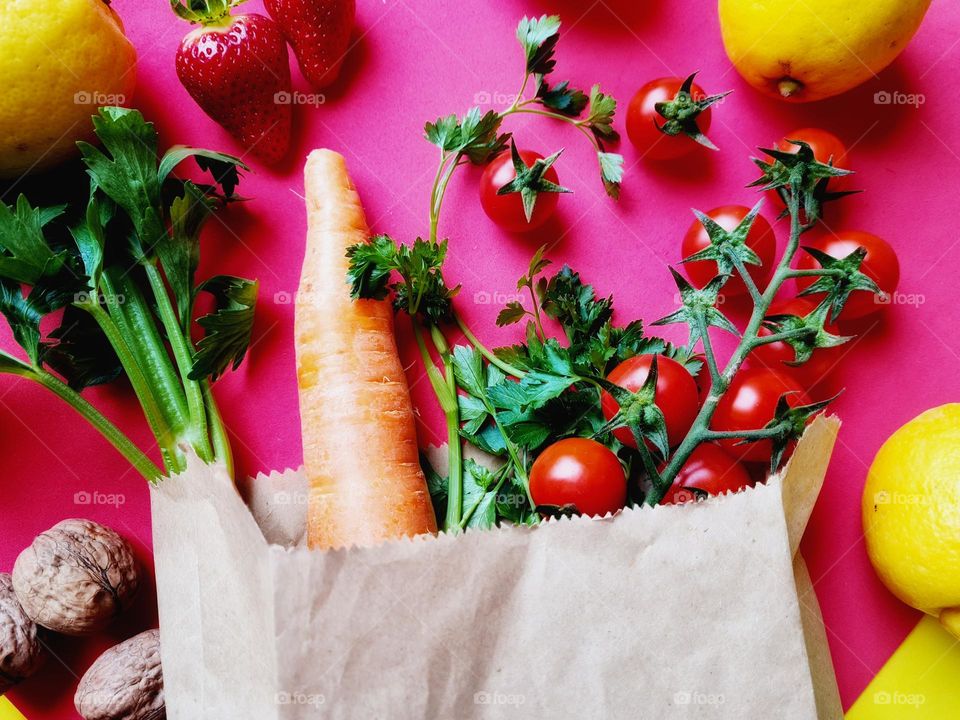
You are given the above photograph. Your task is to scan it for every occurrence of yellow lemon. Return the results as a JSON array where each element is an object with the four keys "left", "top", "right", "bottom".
[
  {"left": 719, "top": 0, "right": 932, "bottom": 102},
  {"left": 863, "top": 404, "right": 960, "bottom": 638},
  {"left": 0, "top": 0, "right": 137, "bottom": 179}
]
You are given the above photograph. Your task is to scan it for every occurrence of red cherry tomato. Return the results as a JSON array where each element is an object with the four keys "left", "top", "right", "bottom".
[
  {"left": 795, "top": 231, "right": 900, "bottom": 320},
  {"left": 479, "top": 149, "right": 560, "bottom": 232},
  {"left": 660, "top": 443, "right": 752, "bottom": 505},
  {"left": 774, "top": 128, "right": 851, "bottom": 195},
  {"left": 711, "top": 369, "right": 810, "bottom": 463},
  {"left": 681, "top": 205, "right": 776, "bottom": 296},
  {"left": 601, "top": 354, "right": 700, "bottom": 449},
  {"left": 751, "top": 297, "right": 845, "bottom": 388},
  {"left": 529, "top": 438, "right": 626, "bottom": 517},
  {"left": 626, "top": 77, "right": 712, "bottom": 161}
]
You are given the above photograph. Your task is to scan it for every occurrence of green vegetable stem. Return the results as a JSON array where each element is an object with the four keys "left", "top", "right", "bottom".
[{"left": 0, "top": 108, "right": 258, "bottom": 482}]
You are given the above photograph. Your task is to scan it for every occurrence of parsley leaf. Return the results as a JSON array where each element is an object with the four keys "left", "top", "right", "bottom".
[
  {"left": 535, "top": 77, "right": 589, "bottom": 116},
  {"left": 189, "top": 275, "right": 258, "bottom": 381},
  {"left": 516, "top": 15, "right": 562, "bottom": 75},
  {"left": 583, "top": 85, "right": 619, "bottom": 142},
  {"left": 598, "top": 151, "right": 624, "bottom": 199},
  {"left": 424, "top": 108, "right": 510, "bottom": 165},
  {"left": 347, "top": 235, "right": 459, "bottom": 323}
]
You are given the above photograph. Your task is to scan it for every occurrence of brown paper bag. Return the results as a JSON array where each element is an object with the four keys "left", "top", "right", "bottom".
[{"left": 152, "top": 416, "right": 842, "bottom": 719}]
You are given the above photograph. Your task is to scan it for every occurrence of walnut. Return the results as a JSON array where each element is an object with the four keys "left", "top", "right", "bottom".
[
  {"left": 1, "top": 572, "right": 46, "bottom": 693},
  {"left": 75, "top": 629, "right": 164, "bottom": 720},
  {"left": 12, "top": 519, "right": 139, "bottom": 635}
]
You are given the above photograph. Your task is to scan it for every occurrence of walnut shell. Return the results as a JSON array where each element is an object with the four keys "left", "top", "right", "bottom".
[
  {"left": 1, "top": 572, "right": 46, "bottom": 693},
  {"left": 75, "top": 629, "right": 164, "bottom": 720},
  {"left": 12, "top": 519, "right": 139, "bottom": 635}
]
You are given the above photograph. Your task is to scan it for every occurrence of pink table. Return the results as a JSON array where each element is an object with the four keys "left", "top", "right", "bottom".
[{"left": 2, "top": 0, "right": 957, "bottom": 716}]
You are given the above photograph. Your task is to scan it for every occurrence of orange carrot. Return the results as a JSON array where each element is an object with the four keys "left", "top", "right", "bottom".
[{"left": 296, "top": 149, "right": 437, "bottom": 549}]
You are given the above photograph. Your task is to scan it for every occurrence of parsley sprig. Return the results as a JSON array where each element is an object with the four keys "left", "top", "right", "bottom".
[{"left": 0, "top": 108, "right": 258, "bottom": 481}]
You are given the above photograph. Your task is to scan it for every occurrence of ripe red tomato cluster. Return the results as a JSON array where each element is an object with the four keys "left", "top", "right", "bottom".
[{"left": 514, "top": 96, "right": 904, "bottom": 519}]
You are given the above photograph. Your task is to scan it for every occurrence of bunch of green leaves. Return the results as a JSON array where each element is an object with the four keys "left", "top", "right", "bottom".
[
  {"left": 422, "top": 13, "right": 625, "bottom": 221},
  {"left": 515, "top": 15, "right": 623, "bottom": 198},
  {"left": 347, "top": 235, "right": 459, "bottom": 323},
  {"left": 0, "top": 107, "right": 259, "bottom": 479}
]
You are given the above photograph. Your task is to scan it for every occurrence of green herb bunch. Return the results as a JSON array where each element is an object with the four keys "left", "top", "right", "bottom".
[
  {"left": 0, "top": 108, "right": 258, "bottom": 481},
  {"left": 347, "top": 16, "right": 874, "bottom": 532}
]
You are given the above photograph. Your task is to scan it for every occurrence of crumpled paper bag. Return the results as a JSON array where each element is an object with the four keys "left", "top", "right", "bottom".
[{"left": 151, "top": 416, "right": 842, "bottom": 719}]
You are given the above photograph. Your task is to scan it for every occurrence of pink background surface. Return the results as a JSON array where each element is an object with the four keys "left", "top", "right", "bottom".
[{"left": 2, "top": 0, "right": 958, "bottom": 716}]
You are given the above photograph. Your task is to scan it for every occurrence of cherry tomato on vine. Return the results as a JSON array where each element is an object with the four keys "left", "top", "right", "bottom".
[
  {"left": 750, "top": 297, "right": 845, "bottom": 389},
  {"left": 660, "top": 443, "right": 752, "bottom": 505},
  {"left": 529, "top": 438, "right": 626, "bottom": 517},
  {"left": 681, "top": 205, "right": 777, "bottom": 296},
  {"left": 626, "top": 76, "right": 714, "bottom": 161},
  {"left": 774, "top": 128, "right": 851, "bottom": 196},
  {"left": 711, "top": 368, "right": 810, "bottom": 463},
  {"left": 601, "top": 354, "right": 700, "bottom": 449},
  {"left": 795, "top": 231, "right": 900, "bottom": 321},
  {"left": 479, "top": 149, "right": 562, "bottom": 232}
]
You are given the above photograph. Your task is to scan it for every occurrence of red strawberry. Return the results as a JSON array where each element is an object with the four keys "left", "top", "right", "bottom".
[
  {"left": 173, "top": 2, "right": 292, "bottom": 164},
  {"left": 264, "top": 0, "right": 355, "bottom": 89}
]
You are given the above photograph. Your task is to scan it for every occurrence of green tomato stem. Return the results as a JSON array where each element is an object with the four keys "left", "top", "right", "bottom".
[
  {"left": 703, "top": 426, "right": 783, "bottom": 441},
  {"left": 656, "top": 189, "right": 806, "bottom": 496},
  {"left": 695, "top": 315, "right": 724, "bottom": 392},
  {"left": 729, "top": 256, "right": 763, "bottom": 305}
]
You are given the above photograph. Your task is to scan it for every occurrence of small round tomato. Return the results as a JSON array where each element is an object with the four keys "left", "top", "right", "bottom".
[
  {"left": 601, "top": 354, "right": 700, "bottom": 449},
  {"left": 774, "top": 128, "right": 851, "bottom": 195},
  {"left": 681, "top": 205, "right": 776, "bottom": 296},
  {"left": 711, "top": 368, "right": 810, "bottom": 463},
  {"left": 751, "top": 297, "right": 845, "bottom": 388},
  {"left": 660, "top": 443, "right": 752, "bottom": 505},
  {"left": 529, "top": 438, "right": 626, "bottom": 517},
  {"left": 479, "top": 149, "right": 560, "bottom": 232},
  {"left": 795, "top": 231, "right": 900, "bottom": 321},
  {"left": 626, "top": 76, "right": 711, "bottom": 161}
]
